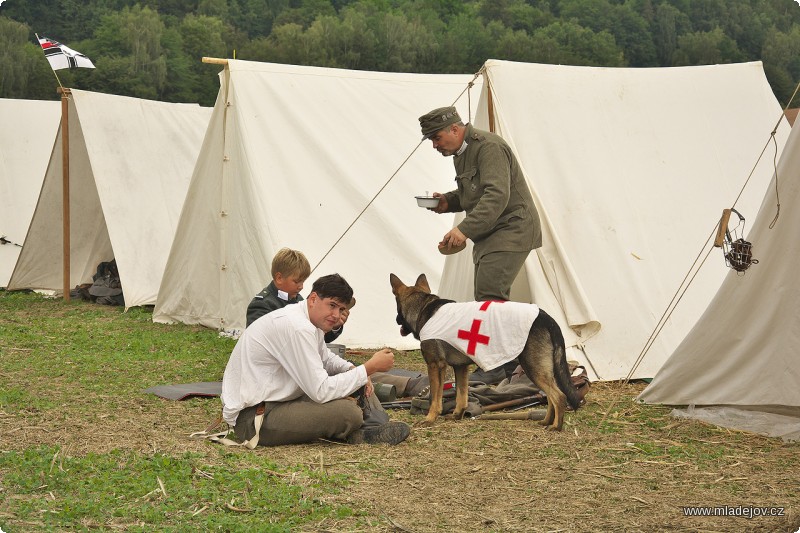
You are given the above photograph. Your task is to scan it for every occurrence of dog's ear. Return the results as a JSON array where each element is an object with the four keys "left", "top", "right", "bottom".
[
  {"left": 389, "top": 273, "right": 405, "bottom": 294},
  {"left": 415, "top": 274, "right": 431, "bottom": 293}
]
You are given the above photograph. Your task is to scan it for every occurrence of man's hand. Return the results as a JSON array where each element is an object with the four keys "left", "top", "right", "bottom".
[
  {"left": 439, "top": 227, "right": 467, "bottom": 249},
  {"left": 429, "top": 192, "right": 449, "bottom": 213},
  {"left": 334, "top": 298, "right": 355, "bottom": 329},
  {"left": 363, "top": 348, "right": 395, "bottom": 375}
]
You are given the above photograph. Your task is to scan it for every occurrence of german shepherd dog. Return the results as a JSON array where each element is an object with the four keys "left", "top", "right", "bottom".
[{"left": 390, "top": 273, "right": 582, "bottom": 430}]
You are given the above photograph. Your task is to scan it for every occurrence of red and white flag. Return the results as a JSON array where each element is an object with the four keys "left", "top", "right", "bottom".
[{"left": 37, "top": 35, "right": 95, "bottom": 70}]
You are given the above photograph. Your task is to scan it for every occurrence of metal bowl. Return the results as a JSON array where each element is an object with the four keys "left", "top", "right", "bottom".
[{"left": 415, "top": 196, "right": 439, "bottom": 208}]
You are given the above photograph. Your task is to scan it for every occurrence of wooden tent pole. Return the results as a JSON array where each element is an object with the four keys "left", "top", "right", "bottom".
[{"left": 58, "top": 87, "right": 71, "bottom": 302}]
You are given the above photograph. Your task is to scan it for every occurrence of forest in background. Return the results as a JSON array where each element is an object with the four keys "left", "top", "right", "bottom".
[{"left": 2, "top": 0, "right": 800, "bottom": 107}]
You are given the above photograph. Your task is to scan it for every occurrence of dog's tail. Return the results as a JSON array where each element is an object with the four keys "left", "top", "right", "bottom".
[{"left": 541, "top": 310, "right": 583, "bottom": 411}]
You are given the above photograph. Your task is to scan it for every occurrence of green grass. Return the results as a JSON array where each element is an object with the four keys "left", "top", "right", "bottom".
[
  {"left": 0, "top": 446, "right": 354, "bottom": 531},
  {"left": 1, "top": 294, "right": 231, "bottom": 388},
  {"left": 0, "top": 291, "right": 363, "bottom": 531}
]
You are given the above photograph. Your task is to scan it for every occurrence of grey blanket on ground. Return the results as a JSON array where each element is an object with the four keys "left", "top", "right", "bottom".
[
  {"left": 143, "top": 370, "right": 555, "bottom": 408},
  {"left": 143, "top": 381, "right": 222, "bottom": 401},
  {"left": 142, "top": 368, "right": 426, "bottom": 401}
]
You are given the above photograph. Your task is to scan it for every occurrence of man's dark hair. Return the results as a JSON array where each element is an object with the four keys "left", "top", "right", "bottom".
[{"left": 310, "top": 274, "right": 353, "bottom": 304}]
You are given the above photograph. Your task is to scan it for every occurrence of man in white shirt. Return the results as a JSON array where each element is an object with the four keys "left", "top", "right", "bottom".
[{"left": 221, "top": 273, "right": 410, "bottom": 446}]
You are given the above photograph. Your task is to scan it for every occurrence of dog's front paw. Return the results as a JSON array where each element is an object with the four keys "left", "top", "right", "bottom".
[{"left": 415, "top": 417, "right": 437, "bottom": 427}]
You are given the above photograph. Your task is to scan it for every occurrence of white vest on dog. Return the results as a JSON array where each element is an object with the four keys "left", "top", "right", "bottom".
[{"left": 419, "top": 301, "right": 539, "bottom": 371}]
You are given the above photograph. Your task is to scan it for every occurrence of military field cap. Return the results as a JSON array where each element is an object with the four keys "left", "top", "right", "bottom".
[{"left": 419, "top": 106, "right": 461, "bottom": 139}]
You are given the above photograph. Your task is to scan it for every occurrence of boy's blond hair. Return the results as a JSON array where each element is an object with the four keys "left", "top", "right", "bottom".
[{"left": 271, "top": 248, "right": 311, "bottom": 280}]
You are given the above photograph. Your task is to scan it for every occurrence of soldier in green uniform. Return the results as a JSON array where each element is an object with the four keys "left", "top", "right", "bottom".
[
  {"left": 418, "top": 106, "right": 543, "bottom": 383},
  {"left": 418, "top": 106, "right": 542, "bottom": 302}
]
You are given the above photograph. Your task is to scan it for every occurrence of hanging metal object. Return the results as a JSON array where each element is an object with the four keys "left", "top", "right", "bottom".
[{"left": 714, "top": 208, "right": 759, "bottom": 273}]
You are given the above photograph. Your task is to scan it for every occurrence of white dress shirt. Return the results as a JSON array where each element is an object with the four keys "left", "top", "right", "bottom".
[{"left": 221, "top": 301, "right": 368, "bottom": 425}]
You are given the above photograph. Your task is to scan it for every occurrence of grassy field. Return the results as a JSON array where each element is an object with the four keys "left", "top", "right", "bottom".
[{"left": 0, "top": 290, "right": 798, "bottom": 532}]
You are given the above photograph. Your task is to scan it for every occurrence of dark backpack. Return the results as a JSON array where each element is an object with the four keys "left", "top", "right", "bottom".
[{"left": 88, "top": 259, "right": 124, "bottom": 306}]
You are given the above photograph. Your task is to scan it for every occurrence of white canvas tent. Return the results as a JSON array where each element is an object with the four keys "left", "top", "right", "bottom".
[
  {"left": 438, "top": 60, "right": 791, "bottom": 381},
  {"left": 7, "top": 90, "right": 212, "bottom": 307},
  {"left": 153, "top": 60, "right": 481, "bottom": 345},
  {"left": 0, "top": 98, "right": 60, "bottom": 287},
  {"left": 638, "top": 117, "right": 800, "bottom": 441}
]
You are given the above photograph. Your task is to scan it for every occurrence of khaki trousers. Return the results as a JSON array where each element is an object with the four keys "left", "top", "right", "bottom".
[
  {"left": 234, "top": 395, "right": 363, "bottom": 447},
  {"left": 474, "top": 250, "right": 530, "bottom": 301}
]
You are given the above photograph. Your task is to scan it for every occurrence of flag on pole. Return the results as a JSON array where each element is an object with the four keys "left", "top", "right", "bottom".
[{"left": 37, "top": 35, "right": 95, "bottom": 70}]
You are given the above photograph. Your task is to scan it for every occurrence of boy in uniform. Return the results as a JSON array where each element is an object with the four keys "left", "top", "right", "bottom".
[{"left": 246, "top": 248, "right": 351, "bottom": 343}]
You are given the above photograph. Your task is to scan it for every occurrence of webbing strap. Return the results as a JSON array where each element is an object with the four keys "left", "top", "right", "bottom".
[{"left": 190, "top": 407, "right": 264, "bottom": 449}]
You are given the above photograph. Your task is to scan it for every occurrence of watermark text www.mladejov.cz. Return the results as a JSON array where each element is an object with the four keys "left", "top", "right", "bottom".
[{"left": 681, "top": 505, "right": 785, "bottom": 519}]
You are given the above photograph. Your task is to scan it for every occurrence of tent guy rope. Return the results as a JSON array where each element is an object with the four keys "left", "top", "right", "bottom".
[{"left": 307, "top": 70, "right": 483, "bottom": 276}]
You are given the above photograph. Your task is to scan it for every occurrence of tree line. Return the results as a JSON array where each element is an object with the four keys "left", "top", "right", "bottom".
[{"left": 2, "top": 0, "right": 800, "bottom": 107}]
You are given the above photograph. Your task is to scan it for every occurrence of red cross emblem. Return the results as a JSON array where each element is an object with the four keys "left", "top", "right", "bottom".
[
  {"left": 479, "top": 300, "right": 504, "bottom": 311},
  {"left": 457, "top": 319, "right": 490, "bottom": 356}
]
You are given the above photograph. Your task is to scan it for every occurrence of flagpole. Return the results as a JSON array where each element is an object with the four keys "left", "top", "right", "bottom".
[
  {"left": 58, "top": 87, "right": 71, "bottom": 302},
  {"left": 36, "top": 34, "right": 96, "bottom": 302}
]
